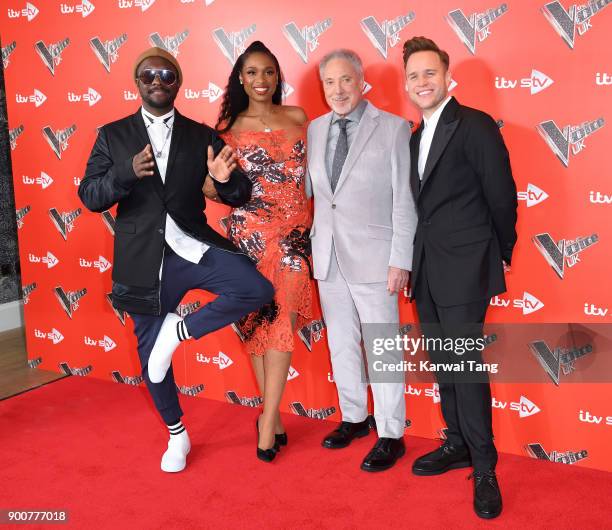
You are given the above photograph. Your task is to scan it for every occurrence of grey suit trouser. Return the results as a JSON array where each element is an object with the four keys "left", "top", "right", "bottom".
[{"left": 317, "top": 242, "right": 406, "bottom": 439}]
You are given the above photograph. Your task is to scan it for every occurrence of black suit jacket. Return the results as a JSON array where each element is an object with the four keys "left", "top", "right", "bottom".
[
  {"left": 78, "top": 109, "right": 252, "bottom": 315},
  {"left": 410, "top": 97, "right": 517, "bottom": 307}
]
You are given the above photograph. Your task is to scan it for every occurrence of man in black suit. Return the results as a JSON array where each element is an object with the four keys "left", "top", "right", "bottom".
[
  {"left": 402, "top": 37, "right": 517, "bottom": 518},
  {"left": 78, "top": 47, "right": 273, "bottom": 472}
]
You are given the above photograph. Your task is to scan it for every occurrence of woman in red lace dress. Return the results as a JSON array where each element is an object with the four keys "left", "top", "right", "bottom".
[{"left": 210, "top": 41, "right": 312, "bottom": 462}]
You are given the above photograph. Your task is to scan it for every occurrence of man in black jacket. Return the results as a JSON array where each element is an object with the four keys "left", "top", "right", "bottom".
[
  {"left": 403, "top": 37, "right": 517, "bottom": 518},
  {"left": 78, "top": 47, "right": 273, "bottom": 472}
]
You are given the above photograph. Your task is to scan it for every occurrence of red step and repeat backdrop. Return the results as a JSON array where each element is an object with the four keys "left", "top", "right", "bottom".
[{"left": 2, "top": 0, "right": 611, "bottom": 471}]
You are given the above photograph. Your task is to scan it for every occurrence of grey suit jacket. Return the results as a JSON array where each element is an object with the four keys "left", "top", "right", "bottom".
[{"left": 306, "top": 101, "right": 417, "bottom": 283}]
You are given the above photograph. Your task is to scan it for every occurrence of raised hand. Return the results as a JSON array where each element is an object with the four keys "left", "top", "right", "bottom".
[
  {"left": 207, "top": 145, "right": 237, "bottom": 183},
  {"left": 132, "top": 144, "right": 155, "bottom": 179}
]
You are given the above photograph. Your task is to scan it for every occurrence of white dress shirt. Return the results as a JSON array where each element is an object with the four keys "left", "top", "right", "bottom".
[
  {"left": 141, "top": 107, "right": 209, "bottom": 272},
  {"left": 418, "top": 96, "right": 452, "bottom": 180}
]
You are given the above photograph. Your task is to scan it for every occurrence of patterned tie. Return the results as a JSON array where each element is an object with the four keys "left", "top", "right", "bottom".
[{"left": 330, "top": 118, "right": 348, "bottom": 193}]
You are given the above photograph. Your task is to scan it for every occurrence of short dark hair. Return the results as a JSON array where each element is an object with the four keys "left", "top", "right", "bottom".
[{"left": 402, "top": 36, "right": 449, "bottom": 71}]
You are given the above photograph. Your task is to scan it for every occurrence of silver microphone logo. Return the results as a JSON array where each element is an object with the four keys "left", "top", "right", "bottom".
[
  {"left": 526, "top": 442, "right": 587, "bottom": 464},
  {"left": 212, "top": 25, "right": 256, "bottom": 65},
  {"left": 297, "top": 319, "right": 326, "bottom": 351},
  {"left": 218, "top": 216, "right": 229, "bottom": 232},
  {"left": 16, "top": 205, "right": 31, "bottom": 228},
  {"left": 225, "top": 390, "right": 263, "bottom": 407},
  {"left": 59, "top": 362, "right": 93, "bottom": 376},
  {"left": 100, "top": 210, "right": 115, "bottom": 235},
  {"left": 23, "top": 282, "right": 37, "bottom": 304},
  {"left": 2, "top": 41, "right": 17, "bottom": 68},
  {"left": 42, "top": 124, "right": 77, "bottom": 159},
  {"left": 447, "top": 4, "right": 508, "bottom": 54},
  {"left": 177, "top": 301, "right": 201, "bottom": 318},
  {"left": 537, "top": 117, "right": 604, "bottom": 167},
  {"left": 361, "top": 12, "right": 415, "bottom": 59},
  {"left": 149, "top": 29, "right": 189, "bottom": 57},
  {"left": 177, "top": 384, "right": 205, "bottom": 396},
  {"left": 111, "top": 370, "right": 144, "bottom": 385},
  {"left": 90, "top": 33, "right": 128, "bottom": 72},
  {"left": 54, "top": 286, "right": 87, "bottom": 318},
  {"left": 529, "top": 339, "right": 593, "bottom": 385},
  {"left": 49, "top": 207, "right": 82, "bottom": 239},
  {"left": 9, "top": 125, "right": 24, "bottom": 150},
  {"left": 35, "top": 38, "right": 70, "bottom": 75},
  {"left": 28, "top": 357, "right": 43, "bottom": 368},
  {"left": 542, "top": 0, "right": 611, "bottom": 49},
  {"left": 283, "top": 18, "right": 332, "bottom": 63},
  {"left": 290, "top": 401, "right": 336, "bottom": 419},
  {"left": 533, "top": 232, "right": 598, "bottom": 278}
]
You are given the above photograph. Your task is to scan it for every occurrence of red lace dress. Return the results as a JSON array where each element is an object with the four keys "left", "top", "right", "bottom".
[{"left": 221, "top": 126, "right": 312, "bottom": 356}]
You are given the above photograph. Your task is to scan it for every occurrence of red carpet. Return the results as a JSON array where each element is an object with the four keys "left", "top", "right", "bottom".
[{"left": 0, "top": 377, "right": 609, "bottom": 529}]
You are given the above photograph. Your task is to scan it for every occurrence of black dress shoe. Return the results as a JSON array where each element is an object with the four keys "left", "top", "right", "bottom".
[
  {"left": 471, "top": 470, "right": 502, "bottom": 519},
  {"left": 256, "top": 416, "right": 279, "bottom": 462},
  {"left": 360, "top": 437, "right": 406, "bottom": 472},
  {"left": 275, "top": 432, "right": 288, "bottom": 447},
  {"left": 322, "top": 419, "right": 371, "bottom": 449},
  {"left": 412, "top": 442, "right": 472, "bottom": 476}
]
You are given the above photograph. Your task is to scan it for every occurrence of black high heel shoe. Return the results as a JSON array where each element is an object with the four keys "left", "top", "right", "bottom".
[
  {"left": 256, "top": 416, "right": 278, "bottom": 462},
  {"left": 275, "top": 432, "right": 288, "bottom": 447}
]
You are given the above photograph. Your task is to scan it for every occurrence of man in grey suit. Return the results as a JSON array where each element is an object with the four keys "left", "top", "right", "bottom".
[{"left": 307, "top": 49, "right": 417, "bottom": 471}]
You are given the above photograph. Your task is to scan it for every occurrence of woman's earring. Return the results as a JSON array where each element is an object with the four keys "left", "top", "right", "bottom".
[{"left": 239, "top": 78, "right": 243, "bottom": 85}]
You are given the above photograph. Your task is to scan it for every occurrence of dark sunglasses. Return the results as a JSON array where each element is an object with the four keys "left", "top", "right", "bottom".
[{"left": 137, "top": 68, "right": 178, "bottom": 86}]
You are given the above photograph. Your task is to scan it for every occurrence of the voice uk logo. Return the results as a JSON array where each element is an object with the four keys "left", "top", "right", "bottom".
[
  {"left": 361, "top": 12, "right": 415, "bottom": 59},
  {"left": 542, "top": 0, "right": 611, "bottom": 49},
  {"left": 537, "top": 117, "right": 604, "bottom": 167},
  {"left": 283, "top": 18, "right": 332, "bottom": 63},
  {"left": 447, "top": 3, "right": 508, "bottom": 55},
  {"left": 533, "top": 232, "right": 598, "bottom": 279},
  {"left": 212, "top": 24, "right": 256, "bottom": 65}
]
